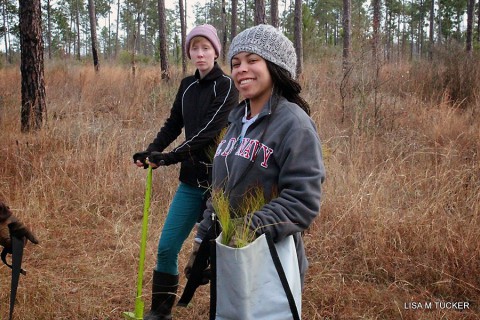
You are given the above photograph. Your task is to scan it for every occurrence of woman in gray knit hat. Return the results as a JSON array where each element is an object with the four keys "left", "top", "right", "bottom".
[{"left": 187, "top": 24, "right": 326, "bottom": 318}]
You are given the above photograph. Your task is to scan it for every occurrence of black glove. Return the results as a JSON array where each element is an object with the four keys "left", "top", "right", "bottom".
[
  {"left": 133, "top": 151, "right": 150, "bottom": 169},
  {"left": 184, "top": 242, "right": 200, "bottom": 279},
  {"left": 9, "top": 219, "right": 39, "bottom": 244},
  {"left": 184, "top": 242, "right": 210, "bottom": 285},
  {"left": 0, "top": 215, "right": 39, "bottom": 252},
  {"left": 148, "top": 151, "right": 177, "bottom": 167}
]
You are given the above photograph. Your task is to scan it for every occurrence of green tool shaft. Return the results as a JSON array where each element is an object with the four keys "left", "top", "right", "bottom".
[{"left": 134, "top": 165, "right": 153, "bottom": 319}]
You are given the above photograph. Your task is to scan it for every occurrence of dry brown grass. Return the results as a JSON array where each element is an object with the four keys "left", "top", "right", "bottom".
[{"left": 0, "top": 57, "right": 479, "bottom": 319}]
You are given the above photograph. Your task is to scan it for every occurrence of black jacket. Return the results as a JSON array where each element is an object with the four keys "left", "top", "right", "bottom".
[{"left": 147, "top": 63, "right": 239, "bottom": 187}]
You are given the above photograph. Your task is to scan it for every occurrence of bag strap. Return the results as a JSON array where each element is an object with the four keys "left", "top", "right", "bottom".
[
  {"left": 209, "top": 236, "right": 217, "bottom": 320},
  {"left": 265, "top": 233, "right": 301, "bottom": 320}
]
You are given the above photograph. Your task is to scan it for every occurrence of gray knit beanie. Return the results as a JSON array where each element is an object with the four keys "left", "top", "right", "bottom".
[{"left": 227, "top": 24, "right": 297, "bottom": 79}]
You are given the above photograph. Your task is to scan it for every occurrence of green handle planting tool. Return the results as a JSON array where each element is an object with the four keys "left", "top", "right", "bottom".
[{"left": 124, "top": 165, "right": 153, "bottom": 320}]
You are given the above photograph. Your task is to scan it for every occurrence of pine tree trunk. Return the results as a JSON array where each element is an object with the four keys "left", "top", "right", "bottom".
[
  {"left": 108, "top": 12, "right": 111, "bottom": 59},
  {"left": 231, "top": 0, "right": 238, "bottom": 40},
  {"left": 70, "top": 14, "right": 74, "bottom": 56},
  {"left": 371, "top": 0, "right": 381, "bottom": 124},
  {"left": 409, "top": 24, "right": 414, "bottom": 60},
  {"left": 76, "top": 0, "right": 81, "bottom": 60},
  {"left": 418, "top": 0, "right": 424, "bottom": 57},
  {"left": 47, "top": 0, "right": 52, "bottom": 59},
  {"left": 141, "top": 0, "right": 147, "bottom": 56},
  {"left": 397, "top": 10, "right": 401, "bottom": 61},
  {"left": 385, "top": 8, "right": 391, "bottom": 61},
  {"left": 254, "top": 0, "right": 266, "bottom": 25},
  {"left": 372, "top": 0, "right": 380, "bottom": 60},
  {"left": 2, "top": 0, "right": 8, "bottom": 64},
  {"left": 477, "top": 0, "right": 480, "bottom": 44},
  {"left": 131, "top": 14, "right": 138, "bottom": 76},
  {"left": 88, "top": 0, "right": 100, "bottom": 71},
  {"left": 115, "top": 0, "right": 120, "bottom": 59},
  {"left": 401, "top": 0, "right": 407, "bottom": 60},
  {"left": 221, "top": 0, "right": 227, "bottom": 63},
  {"left": 271, "top": 0, "right": 279, "bottom": 28},
  {"left": 244, "top": 0, "right": 247, "bottom": 28},
  {"left": 158, "top": 0, "right": 170, "bottom": 80},
  {"left": 19, "top": 0, "right": 47, "bottom": 132},
  {"left": 466, "top": 0, "right": 474, "bottom": 54},
  {"left": 179, "top": 0, "right": 186, "bottom": 74},
  {"left": 342, "top": 0, "right": 351, "bottom": 70},
  {"left": 428, "top": 0, "right": 434, "bottom": 60},
  {"left": 136, "top": 14, "right": 141, "bottom": 55},
  {"left": 437, "top": 3, "right": 442, "bottom": 44},
  {"left": 340, "top": 0, "right": 351, "bottom": 123},
  {"left": 334, "top": 11, "right": 339, "bottom": 45},
  {"left": 294, "top": 0, "right": 302, "bottom": 76}
]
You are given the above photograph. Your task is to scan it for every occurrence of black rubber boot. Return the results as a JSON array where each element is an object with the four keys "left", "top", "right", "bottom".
[{"left": 144, "top": 271, "right": 179, "bottom": 320}]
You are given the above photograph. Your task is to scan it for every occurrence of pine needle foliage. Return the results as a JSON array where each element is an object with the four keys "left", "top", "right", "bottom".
[
  {"left": 212, "top": 187, "right": 267, "bottom": 248},
  {"left": 211, "top": 189, "right": 236, "bottom": 246},
  {"left": 205, "top": 127, "right": 228, "bottom": 162}
]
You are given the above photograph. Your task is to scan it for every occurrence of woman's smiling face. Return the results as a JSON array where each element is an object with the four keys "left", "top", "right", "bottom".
[{"left": 231, "top": 52, "right": 273, "bottom": 112}]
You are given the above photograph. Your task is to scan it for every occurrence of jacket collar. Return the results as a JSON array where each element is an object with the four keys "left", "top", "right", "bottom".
[
  {"left": 229, "top": 93, "right": 285, "bottom": 124},
  {"left": 194, "top": 62, "right": 224, "bottom": 82}
]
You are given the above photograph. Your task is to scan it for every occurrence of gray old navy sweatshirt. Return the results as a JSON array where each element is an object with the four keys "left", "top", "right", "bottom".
[{"left": 197, "top": 94, "right": 326, "bottom": 283}]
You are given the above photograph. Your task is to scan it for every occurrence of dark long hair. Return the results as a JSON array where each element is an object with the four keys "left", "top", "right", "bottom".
[{"left": 266, "top": 61, "right": 311, "bottom": 116}]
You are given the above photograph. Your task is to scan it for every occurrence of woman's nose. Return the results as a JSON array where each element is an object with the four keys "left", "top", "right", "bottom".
[{"left": 238, "top": 62, "right": 247, "bottom": 72}]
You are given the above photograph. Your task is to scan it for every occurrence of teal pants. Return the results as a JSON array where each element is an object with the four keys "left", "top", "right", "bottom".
[{"left": 155, "top": 182, "right": 207, "bottom": 275}]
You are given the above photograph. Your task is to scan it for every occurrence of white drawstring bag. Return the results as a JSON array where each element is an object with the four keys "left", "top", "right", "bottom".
[{"left": 210, "top": 232, "right": 302, "bottom": 320}]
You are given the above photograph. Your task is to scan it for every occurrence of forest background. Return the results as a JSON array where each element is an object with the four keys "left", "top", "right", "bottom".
[{"left": 1, "top": 0, "right": 480, "bottom": 319}]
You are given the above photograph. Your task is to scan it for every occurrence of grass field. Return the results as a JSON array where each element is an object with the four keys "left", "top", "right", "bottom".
[{"left": 0, "top": 52, "right": 479, "bottom": 319}]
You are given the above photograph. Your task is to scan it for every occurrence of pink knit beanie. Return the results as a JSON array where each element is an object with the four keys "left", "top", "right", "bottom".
[{"left": 185, "top": 24, "right": 221, "bottom": 59}]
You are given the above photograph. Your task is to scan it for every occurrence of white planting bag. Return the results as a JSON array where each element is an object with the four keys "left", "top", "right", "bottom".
[{"left": 212, "top": 232, "right": 302, "bottom": 320}]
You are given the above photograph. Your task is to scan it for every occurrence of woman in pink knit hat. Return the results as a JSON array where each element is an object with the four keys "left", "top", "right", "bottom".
[{"left": 133, "top": 24, "right": 238, "bottom": 320}]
